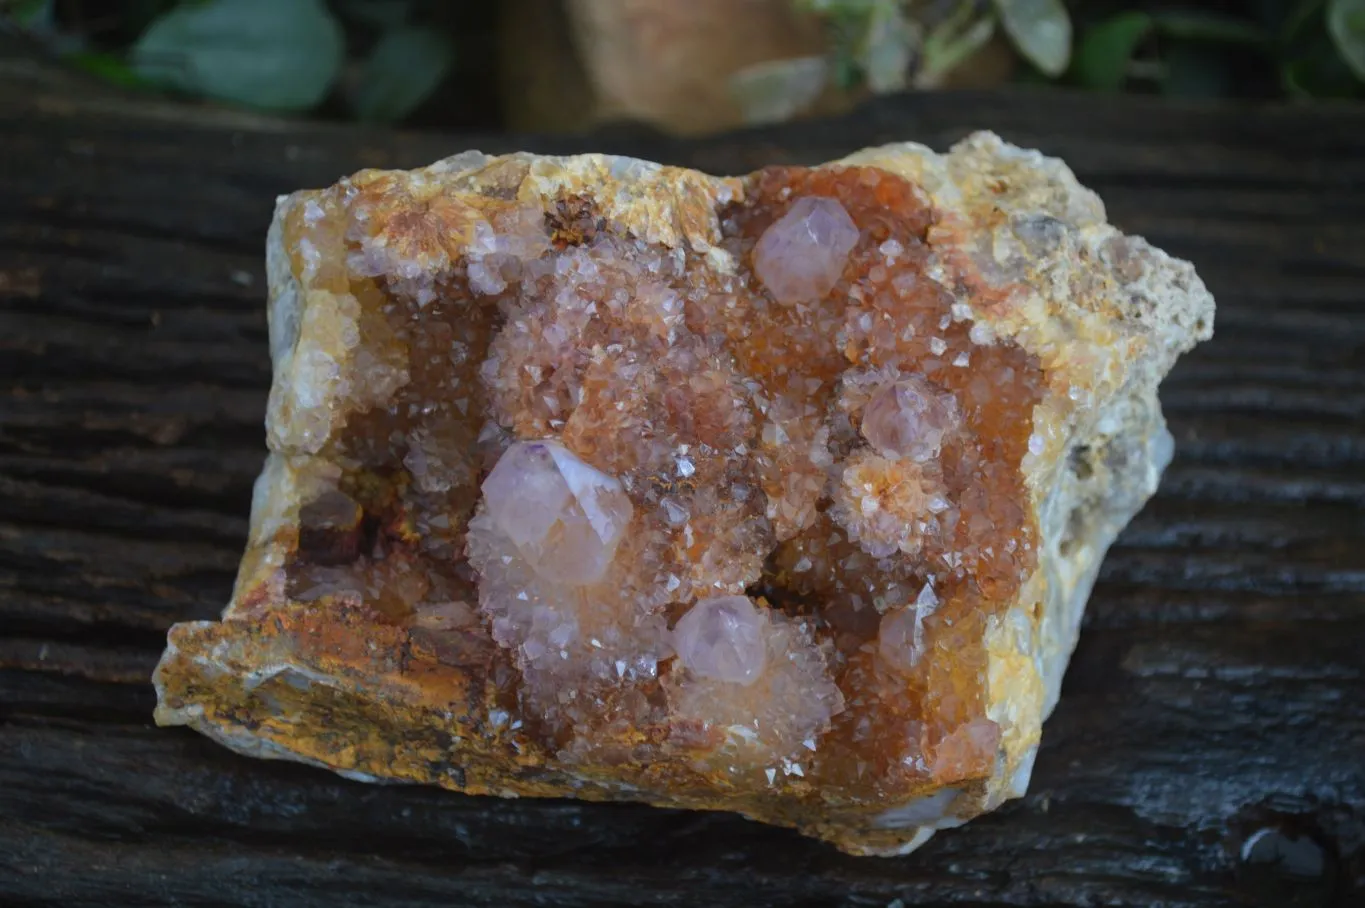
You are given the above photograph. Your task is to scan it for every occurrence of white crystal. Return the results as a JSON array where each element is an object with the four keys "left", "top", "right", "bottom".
[
  {"left": 481, "top": 440, "right": 633, "bottom": 585},
  {"left": 752, "top": 196, "right": 859, "bottom": 306},
  {"left": 915, "top": 582, "right": 939, "bottom": 613},
  {"left": 872, "top": 788, "right": 961, "bottom": 829},
  {"left": 861, "top": 377, "right": 958, "bottom": 462},
  {"left": 673, "top": 595, "right": 767, "bottom": 685},
  {"left": 878, "top": 582, "right": 940, "bottom": 672},
  {"left": 661, "top": 497, "right": 690, "bottom": 526}
]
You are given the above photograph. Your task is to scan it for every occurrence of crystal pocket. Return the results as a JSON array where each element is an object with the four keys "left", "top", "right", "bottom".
[{"left": 154, "top": 134, "right": 1213, "bottom": 854}]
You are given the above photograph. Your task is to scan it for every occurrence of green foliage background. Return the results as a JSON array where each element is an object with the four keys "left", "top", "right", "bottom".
[
  {"left": 809, "top": 0, "right": 1365, "bottom": 99},
  {"left": 4, "top": 0, "right": 1363, "bottom": 128}
]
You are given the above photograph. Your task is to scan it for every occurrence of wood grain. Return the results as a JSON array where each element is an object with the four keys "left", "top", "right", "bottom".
[{"left": 1, "top": 52, "right": 1363, "bottom": 907}]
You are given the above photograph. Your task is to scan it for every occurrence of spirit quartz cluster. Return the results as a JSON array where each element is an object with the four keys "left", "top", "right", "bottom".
[{"left": 154, "top": 133, "right": 1214, "bottom": 854}]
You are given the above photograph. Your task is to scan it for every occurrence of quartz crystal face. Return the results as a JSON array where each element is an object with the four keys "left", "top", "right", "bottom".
[
  {"left": 861, "top": 377, "right": 958, "bottom": 463},
  {"left": 481, "top": 440, "right": 633, "bottom": 585},
  {"left": 752, "top": 195, "right": 861, "bottom": 305},
  {"left": 673, "top": 596, "right": 767, "bottom": 685},
  {"left": 154, "top": 136, "right": 1214, "bottom": 856}
]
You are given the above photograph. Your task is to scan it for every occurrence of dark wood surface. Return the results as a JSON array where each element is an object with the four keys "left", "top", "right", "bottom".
[{"left": 2, "top": 52, "right": 1364, "bottom": 908}]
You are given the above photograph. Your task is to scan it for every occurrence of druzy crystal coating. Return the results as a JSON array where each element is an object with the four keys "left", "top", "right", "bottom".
[{"left": 153, "top": 136, "right": 1214, "bottom": 855}]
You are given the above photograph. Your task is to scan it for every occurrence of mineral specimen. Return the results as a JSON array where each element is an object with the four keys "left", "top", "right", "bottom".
[{"left": 153, "top": 134, "right": 1214, "bottom": 854}]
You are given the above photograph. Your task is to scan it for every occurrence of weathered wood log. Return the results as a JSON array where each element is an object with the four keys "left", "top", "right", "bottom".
[{"left": 1, "top": 48, "right": 1364, "bottom": 906}]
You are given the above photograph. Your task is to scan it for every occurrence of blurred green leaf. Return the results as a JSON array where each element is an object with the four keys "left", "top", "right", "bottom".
[
  {"left": 994, "top": 0, "right": 1072, "bottom": 77},
  {"left": 1280, "top": 0, "right": 1325, "bottom": 40},
  {"left": 352, "top": 25, "right": 455, "bottom": 122},
  {"left": 12, "top": 0, "right": 87, "bottom": 54},
  {"left": 1281, "top": 57, "right": 1316, "bottom": 95},
  {"left": 1073, "top": 11, "right": 1153, "bottom": 90},
  {"left": 67, "top": 52, "right": 149, "bottom": 88},
  {"left": 730, "top": 55, "right": 829, "bottom": 125},
  {"left": 1282, "top": 53, "right": 1364, "bottom": 95},
  {"left": 123, "top": 1, "right": 178, "bottom": 36},
  {"left": 796, "top": 0, "right": 877, "bottom": 14},
  {"left": 795, "top": 0, "right": 867, "bottom": 88},
  {"left": 1283, "top": 27, "right": 1365, "bottom": 93},
  {"left": 1154, "top": 11, "right": 1270, "bottom": 44},
  {"left": 857, "top": 0, "right": 917, "bottom": 92},
  {"left": 830, "top": 53, "right": 861, "bottom": 90},
  {"left": 1328, "top": 0, "right": 1365, "bottom": 79},
  {"left": 132, "top": 0, "right": 344, "bottom": 112},
  {"left": 12, "top": 0, "right": 54, "bottom": 27},
  {"left": 920, "top": 15, "right": 996, "bottom": 86},
  {"left": 1163, "top": 42, "right": 1233, "bottom": 96}
]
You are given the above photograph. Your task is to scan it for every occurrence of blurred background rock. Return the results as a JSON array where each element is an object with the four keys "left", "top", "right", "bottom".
[{"left": 3, "top": 0, "right": 1362, "bottom": 134}]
